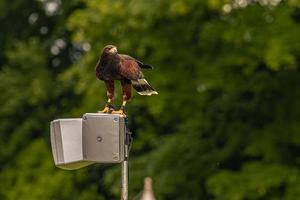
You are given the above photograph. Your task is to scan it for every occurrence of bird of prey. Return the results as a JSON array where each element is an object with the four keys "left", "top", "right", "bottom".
[{"left": 96, "top": 45, "right": 158, "bottom": 115}]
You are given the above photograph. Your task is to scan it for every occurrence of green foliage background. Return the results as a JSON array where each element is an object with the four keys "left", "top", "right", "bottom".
[{"left": 1, "top": 0, "right": 300, "bottom": 199}]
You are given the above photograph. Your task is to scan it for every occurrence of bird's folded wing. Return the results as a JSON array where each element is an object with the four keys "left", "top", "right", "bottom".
[
  {"left": 119, "top": 54, "right": 153, "bottom": 69},
  {"left": 119, "top": 59, "right": 144, "bottom": 80}
]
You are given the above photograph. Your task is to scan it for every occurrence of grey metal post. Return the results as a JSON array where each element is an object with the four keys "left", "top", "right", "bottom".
[
  {"left": 121, "top": 118, "right": 131, "bottom": 200},
  {"left": 121, "top": 153, "right": 129, "bottom": 200}
]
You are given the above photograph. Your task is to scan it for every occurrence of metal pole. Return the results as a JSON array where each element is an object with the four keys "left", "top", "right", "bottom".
[
  {"left": 121, "top": 158, "right": 128, "bottom": 200},
  {"left": 121, "top": 117, "right": 131, "bottom": 200}
]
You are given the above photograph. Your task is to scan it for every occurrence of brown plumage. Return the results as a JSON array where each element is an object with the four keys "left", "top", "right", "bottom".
[{"left": 96, "top": 45, "right": 157, "bottom": 114}]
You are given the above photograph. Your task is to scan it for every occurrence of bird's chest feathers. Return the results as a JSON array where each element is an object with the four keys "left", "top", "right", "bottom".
[{"left": 99, "top": 55, "right": 122, "bottom": 79}]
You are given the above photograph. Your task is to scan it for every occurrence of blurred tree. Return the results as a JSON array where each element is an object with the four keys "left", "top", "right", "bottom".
[
  {"left": 0, "top": 0, "right": 105, "bottom": 199},
  {"left": 66, "top": 0, "right": 300, "bottom": 199},
  {"left": 1, "top": 0, "right": 300, "bottom": 200}
]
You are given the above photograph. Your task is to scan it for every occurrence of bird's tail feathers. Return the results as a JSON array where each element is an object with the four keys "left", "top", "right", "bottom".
[
  {"left": 132, "top": 79, "right": 158, "bottom": 96},
  {"left": 140, "top": 64, "right": 153, "bottom": 69}
]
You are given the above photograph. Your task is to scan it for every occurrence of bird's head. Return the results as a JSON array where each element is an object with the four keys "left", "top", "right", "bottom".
[{"left": 102, "top": 45, "right": 118, "bottom": 55}]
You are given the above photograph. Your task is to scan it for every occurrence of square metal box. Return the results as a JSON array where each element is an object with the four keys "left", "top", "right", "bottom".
[
  {"left": 50, "top": 113, "right": 125, "bottom": 170},
  {"left": 82, "top": 113, "right": 125, "bottom": 163},
  {"left": 50, "top": 118, "right": 94, "bottom": 170}
]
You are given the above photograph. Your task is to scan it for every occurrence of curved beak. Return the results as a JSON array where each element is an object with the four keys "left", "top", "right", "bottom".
[{"left": 109, "top": 47, "right": 117, "bottom": 54}]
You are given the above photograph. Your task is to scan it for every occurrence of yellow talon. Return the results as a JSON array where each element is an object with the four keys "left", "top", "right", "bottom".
[
  {"left": 98, "top": 99, "right": 114, "bottom": 113},
  {"left": 100, "top": 106, "right": 110, "bottom": 113},
  {"left": 112, "top": 110, "right": 124, "bottom": 114},
  {"left": 112, "top": 109, "right": 126, "bottom": 117},
  {"left": 112, "top": 101, "right": 127, "bottom": 116}
]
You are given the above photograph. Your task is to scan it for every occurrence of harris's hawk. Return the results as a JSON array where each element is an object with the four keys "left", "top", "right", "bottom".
[{"left": 96, "top": 45, "right": 158, "bottom": 115}]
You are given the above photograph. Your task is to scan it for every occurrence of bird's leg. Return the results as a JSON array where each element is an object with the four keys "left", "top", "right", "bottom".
[
  {"left": 112, "top": 79, "right": 131, "bottom": 116},
  {"left": 99, "top": 80, "right": 115, "bottom": 113}
]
